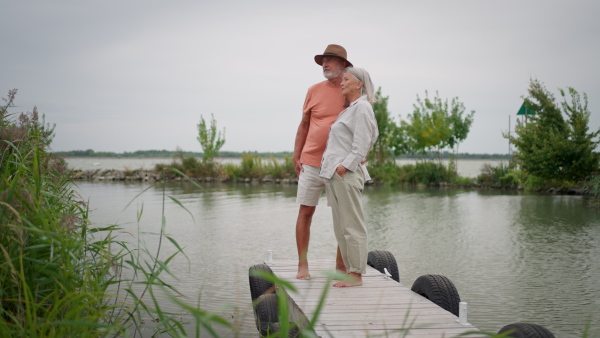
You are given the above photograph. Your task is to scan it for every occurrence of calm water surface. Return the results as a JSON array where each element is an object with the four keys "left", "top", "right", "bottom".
[{"left": 75, "top": 179, "right": 600, "bottom": 337}]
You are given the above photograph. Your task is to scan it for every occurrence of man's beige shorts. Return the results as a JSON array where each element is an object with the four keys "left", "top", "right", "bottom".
[{"left": 296, "top": 164, "right": 326, "bottom": 206}]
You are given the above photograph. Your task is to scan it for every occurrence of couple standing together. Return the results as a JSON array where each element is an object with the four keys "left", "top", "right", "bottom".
[{"left": 293, "top": 44, "right": 378, "bottom": 288}]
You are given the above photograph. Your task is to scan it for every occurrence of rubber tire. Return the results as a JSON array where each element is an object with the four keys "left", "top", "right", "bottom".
[
  {"left": 498, "top": 323, "right": 556, "bottom": 338},
  {"left": 254, "top": 293, "right": 279, "bottom": 336},
  {"left": 249, "top": 264, "right": 274, "bottom": 301},
  {"left": 367, "top": 250, "right": 400, "bottom": 282},
  {"left": 410, "top": 274, "right": 461, "bottom": 316}
]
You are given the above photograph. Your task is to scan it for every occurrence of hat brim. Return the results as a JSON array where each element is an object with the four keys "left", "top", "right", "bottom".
[{"left": 314, "top": 54, "right": 353, "bottom": 67}]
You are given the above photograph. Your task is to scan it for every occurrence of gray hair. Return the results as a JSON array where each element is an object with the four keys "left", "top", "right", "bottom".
[{"left": 344, "top": 67, "right": 375, "bottom": 104}]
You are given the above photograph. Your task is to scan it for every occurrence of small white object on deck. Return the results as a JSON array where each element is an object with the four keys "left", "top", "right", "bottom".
[
  {"left": 266, "top": 250, "right": 273, "bottom": 264},
  {"left": 458, "top": 301, "right": 470, "bottom": 325},
  {"left": 383, "top": 267, "right": 392, "bottom": 279}
]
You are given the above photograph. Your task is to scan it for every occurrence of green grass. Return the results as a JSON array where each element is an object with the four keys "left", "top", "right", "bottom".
[
  {"left": 367, "top": 159, "right": 462, "bottom": 185},
  {"left": 159, "top": 152, "right": 296, "bottom": 181}
]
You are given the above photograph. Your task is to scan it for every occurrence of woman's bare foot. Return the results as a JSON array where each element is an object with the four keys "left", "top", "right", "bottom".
[
  {"left": 335, "top": 248, "right": 346, "bottom": 273},
  {"left": 296, "top": 263, "right": 310, "bottom": 280},
  {"left": 333, "top": 262, "right": 347, "bottom": 279},
  {"left": 333, "top": 272, "right": 362, "bottom": 287}
]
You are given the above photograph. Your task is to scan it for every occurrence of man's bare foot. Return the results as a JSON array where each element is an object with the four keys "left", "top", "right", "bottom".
[
  {"left": 296, "top": 263, "right": 310, "bottom": 280},
  {"left": 333, "top": 272, "right": 362, "bottom": 287}
]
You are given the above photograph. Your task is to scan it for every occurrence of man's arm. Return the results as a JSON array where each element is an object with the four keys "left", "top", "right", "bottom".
[{"left": 293, "top": 112, "right": 311, "bottom": 177}]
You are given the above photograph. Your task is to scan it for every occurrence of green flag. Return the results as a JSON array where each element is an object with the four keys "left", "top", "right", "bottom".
[{"left": 517, "top": 101, "right": 534, "bottom": 115}]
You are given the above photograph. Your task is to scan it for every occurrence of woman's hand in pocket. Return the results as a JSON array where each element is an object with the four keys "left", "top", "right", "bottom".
[{"left": 336, "top": 165, "right": 347, "bottom": 178}]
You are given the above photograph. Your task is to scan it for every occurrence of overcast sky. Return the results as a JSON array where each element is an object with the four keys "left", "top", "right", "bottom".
[{"left": 2, "top": 1, "right": 599, "bottom": 155}]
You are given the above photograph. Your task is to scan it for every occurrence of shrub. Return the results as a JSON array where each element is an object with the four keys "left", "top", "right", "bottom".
[
  {"left": 240, "top": 153, "right": 265, "bottom": 178},
  {"left": 264, "top": 156, "right": 295, "bottom": 179},
  {"left": 368, "top": 160, "right": 403, "bottom": 184},
  {"left": 171, "top": 148, "right": 221, "bottom": 177},
  {"left": 453, "top": 176, "right": 475, "bottom": 185},
  {"left": 411, "top": 161, "right": 453, "bottom": 184},
  {"left": 523, "top": 174, "right": 547, "bottom": 191},
  {"left": 583, "top": 172, "right": 600, "bottom": 205},
  {"left": 500, "top": 171, "right": 521, "bottom": 186},
  {"left": 369, "top": 160, "right": 460, "bottom": 185},
  {"left": 477, "top": 162, "right": 510, "bottom": 184},
  {"left": 396, "top": 163, "right": 416, "bottom": 183},
  {"left": 222, "top": 162, "right": 241, "bottom": 180}
]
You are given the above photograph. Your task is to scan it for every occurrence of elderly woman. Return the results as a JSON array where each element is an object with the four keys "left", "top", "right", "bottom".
[{"left": 319, "top": 67, "right": 378, "bottom": 287}]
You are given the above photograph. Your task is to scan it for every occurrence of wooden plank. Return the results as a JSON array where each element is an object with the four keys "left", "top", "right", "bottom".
[{"left": 268, "top": 260, "right": 485, "bottom": 337}]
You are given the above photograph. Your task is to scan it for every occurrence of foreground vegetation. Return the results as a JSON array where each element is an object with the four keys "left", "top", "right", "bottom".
[{"left": 1, "top": 90, "right": 234, "bottom": 336}]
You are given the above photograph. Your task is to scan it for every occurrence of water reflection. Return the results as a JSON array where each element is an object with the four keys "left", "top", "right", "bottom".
[{"left": 75, "top": 181, "right": 600, "bottom": 337}]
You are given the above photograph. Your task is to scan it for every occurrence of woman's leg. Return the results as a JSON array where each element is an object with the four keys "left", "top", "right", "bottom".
[{"left": 328, "top": 169, "right": 367, "bottom": 287}]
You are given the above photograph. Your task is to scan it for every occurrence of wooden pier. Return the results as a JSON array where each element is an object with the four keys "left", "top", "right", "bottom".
[{"left": 264, "top": 259, "right": 483, "bottom": 337}]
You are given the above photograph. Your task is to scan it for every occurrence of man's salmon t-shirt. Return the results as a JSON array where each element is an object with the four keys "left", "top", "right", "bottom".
[{"left": 300, "top": 80, "right": 346, "bottom": 168}]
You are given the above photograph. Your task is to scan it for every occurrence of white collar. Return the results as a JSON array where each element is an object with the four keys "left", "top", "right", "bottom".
[{"left": 349, "top": 95, "right": 367, "bottom": 106}]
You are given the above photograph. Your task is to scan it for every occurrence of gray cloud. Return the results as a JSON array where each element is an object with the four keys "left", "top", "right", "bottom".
[{"left": 2, "top": 1, "right": 598, "bottom": 154}]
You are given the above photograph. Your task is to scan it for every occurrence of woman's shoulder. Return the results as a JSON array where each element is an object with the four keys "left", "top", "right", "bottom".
[{"left": 354, "top": 99, "right": 373, "bottom": 111}]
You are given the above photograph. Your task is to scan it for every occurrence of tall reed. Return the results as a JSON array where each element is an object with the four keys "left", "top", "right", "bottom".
[
  {"left": 0, "top": 90, "right": 231, "bottom": 336},
  {"left": 1, "top": 89, "right": 113, "bottom": 336}
]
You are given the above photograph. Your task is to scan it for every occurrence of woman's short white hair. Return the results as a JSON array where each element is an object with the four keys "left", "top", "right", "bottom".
[{"left": 344, "top": 67, "right": 375, "bottom": 104}]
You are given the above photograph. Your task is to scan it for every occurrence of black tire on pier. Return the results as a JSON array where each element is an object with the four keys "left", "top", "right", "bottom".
[
  {"left": 367, "top": 250, "right": 400, "bottom": 282},
  {"left": 498, "top": 323, "right": 556, "bottom": 338},
  {"left": 254, "top": 293, "right": 279, "bottom": 336},
  {"left": 249, "top": 264, "right": 274, "bottom": 301},
  {"left": 410, "top": 274, "right": 460, "bottom": 316}
]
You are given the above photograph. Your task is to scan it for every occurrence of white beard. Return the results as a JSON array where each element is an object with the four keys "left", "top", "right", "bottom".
[{"left": 323, "top": 68, "right": 341, "bottom": 79}]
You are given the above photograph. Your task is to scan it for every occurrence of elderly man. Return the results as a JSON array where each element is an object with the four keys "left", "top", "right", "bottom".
[{"left": 293, "top": 44, "right": 352, "bottom": 280}]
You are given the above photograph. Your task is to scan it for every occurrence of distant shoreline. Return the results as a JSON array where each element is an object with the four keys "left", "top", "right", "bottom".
[
  {"left": 69, "top": 167, "right": 586, "bottom": 197},
  {"left": 54, "top": 150, "right": 512, "bottom": 160}
]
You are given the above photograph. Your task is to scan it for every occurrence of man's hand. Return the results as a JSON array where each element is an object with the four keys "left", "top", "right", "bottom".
[
  {"left": 293, "top": 113, "right": 311, "bottom": 178},
  {"left": 294, "top": 157, "right": 303, "bottom": 177}
]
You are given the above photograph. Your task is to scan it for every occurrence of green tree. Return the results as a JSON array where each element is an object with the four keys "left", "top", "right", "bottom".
[
  {"left": 197, "top": 114, "right": 225, "bottom": 163},
  {"left": 507, "top": 79, "right": 600, "bottom": 181},
  {"left": 398, "top": 91, "right": 474, "bottom": 163},
  {"left": 447, "top": 97, "right": 475, "bottom": 156},
  {"left": 369, "top": 87, "right": 397, "bottom": 164}
]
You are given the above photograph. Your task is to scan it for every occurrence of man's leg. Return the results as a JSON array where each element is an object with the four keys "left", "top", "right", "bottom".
[{"left": 296, "top": 204, "right": 316, "bottom": 279}]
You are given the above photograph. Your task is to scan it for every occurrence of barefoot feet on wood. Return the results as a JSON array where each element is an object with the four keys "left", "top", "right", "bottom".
[
  {"left": 296, "top": 263, "right": 310, "bottom": 280},
  {"left": 333, "top": 272, "right": 362, "bottom": 287}
]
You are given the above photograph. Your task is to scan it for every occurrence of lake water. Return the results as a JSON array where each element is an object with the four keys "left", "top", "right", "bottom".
[{"left": 74, "top": 175, "right": 600, "bottom": 337}]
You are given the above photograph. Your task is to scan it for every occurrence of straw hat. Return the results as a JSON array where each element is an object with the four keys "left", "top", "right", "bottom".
[{"left": 314, "top": 44, "right": 353, "bottom": 67}]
